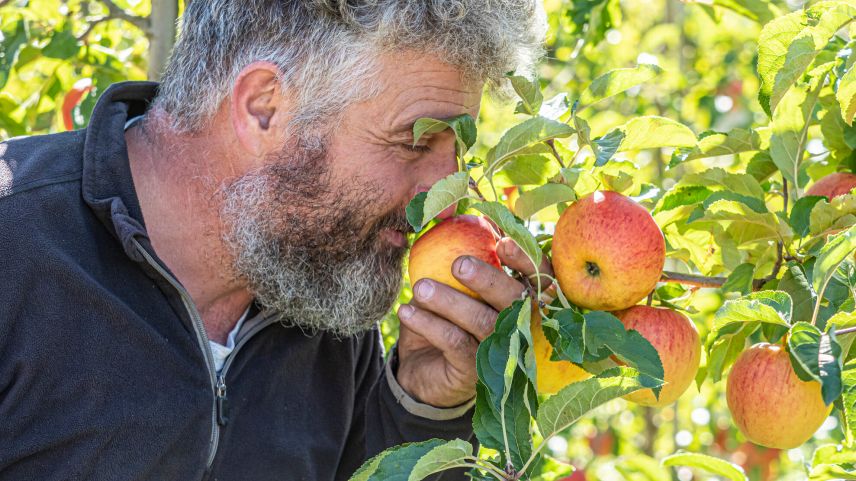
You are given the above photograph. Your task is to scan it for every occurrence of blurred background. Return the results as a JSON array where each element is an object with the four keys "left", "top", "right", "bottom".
[{"left": 0, "top": 0, "right": 846, "bottom": 479}]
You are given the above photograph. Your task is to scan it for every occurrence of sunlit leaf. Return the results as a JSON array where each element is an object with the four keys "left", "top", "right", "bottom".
[
  {"left": 535, "top": 367, "right": 663, "bottom": 441},
  {"left": 513, "top": 183, "right": 576, "bottom": 219},
  {"left": 617, "top": 116, "right": 696, "bottom": 151},
  {"left": 472, "top": 201, "right": 542, "bottom": 269},
  {"left": 578, "top": 64, "right": 663, "bottom": 109},
  {"left": 713, "top": 290, "right": 793, "bottom": 331},
  {"left": 405, "top": 172, "right": 469, "bottom": 231},
  {"left": 662, "top": 451, "right": 748, "bottom": 481}
]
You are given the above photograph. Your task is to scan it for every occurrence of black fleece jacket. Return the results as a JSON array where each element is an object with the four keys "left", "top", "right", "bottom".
[{"left": 0, "top": 81, "right": 474, "bottom": 481}]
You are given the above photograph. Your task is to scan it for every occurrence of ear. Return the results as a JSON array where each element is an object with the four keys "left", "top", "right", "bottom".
[{"left": 229, "top": 61, "right": 291, "bottom": 157}]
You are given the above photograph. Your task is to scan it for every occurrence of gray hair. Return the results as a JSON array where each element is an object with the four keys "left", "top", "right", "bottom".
[{"left": 153, "top": 0, "right": 547, "bottom": 135}]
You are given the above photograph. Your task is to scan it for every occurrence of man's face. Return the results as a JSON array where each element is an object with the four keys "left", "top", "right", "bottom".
[{"left": 221, "top": 53, "right": 483, "bottom": 336}]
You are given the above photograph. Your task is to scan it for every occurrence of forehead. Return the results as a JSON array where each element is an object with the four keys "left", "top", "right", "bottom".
[{"left": 364, "top": 52, "right": 483, "bottom": 133}]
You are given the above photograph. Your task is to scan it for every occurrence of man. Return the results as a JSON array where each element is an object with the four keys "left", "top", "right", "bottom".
[{"left": 0, "top": 1, "right": 549, "bottom": 480}]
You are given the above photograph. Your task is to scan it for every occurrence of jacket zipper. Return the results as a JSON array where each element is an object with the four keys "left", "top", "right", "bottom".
[{"left": 130, "top": 238, "right": 222, "bottom": 468}]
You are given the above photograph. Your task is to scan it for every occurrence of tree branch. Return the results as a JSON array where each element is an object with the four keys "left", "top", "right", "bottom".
[
  {"left": 659, "top": 271, "right": 728, "bottom": 288},
  {"left": 836, "top": 326, "right": 856, "bottom": 336},
  {"left": 78, "top": 0, "right": 149, "bottom": 41}
]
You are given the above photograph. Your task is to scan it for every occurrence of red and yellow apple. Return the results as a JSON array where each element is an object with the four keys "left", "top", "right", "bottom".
[
  {"left": 613, "top": 305, "right": 701, "bottom": 407},
  {"left": 531, "top": 310, "right": 591, "bottom": 394},
  {"left": 726, "top": 343, "right": 832, "bottom": 449},
  {"left": 551, "top": 191, "right": 665, "bottom": 311},
  {"left": 408, "top": 215, "right": 501, "bottom": 300},
  {"left": 805, "top": 172, "right": 856, "bottom": 200}
]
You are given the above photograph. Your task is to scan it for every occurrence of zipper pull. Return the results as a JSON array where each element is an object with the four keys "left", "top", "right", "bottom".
[{"left": 215, "top": 374, "right": 229, "bottom": 426}]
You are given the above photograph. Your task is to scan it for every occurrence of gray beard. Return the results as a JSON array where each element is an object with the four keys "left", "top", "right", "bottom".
[{"left": 219, "top": 141, "right": 407, "bottom": 337}]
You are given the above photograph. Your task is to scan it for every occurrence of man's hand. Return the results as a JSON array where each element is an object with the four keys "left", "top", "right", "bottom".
[{"left": 395, "top": 237, "right": 554, "bottom": 408}]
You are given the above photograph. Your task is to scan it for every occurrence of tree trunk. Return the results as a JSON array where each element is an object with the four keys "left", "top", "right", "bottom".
[{"left": 147, "top": 0, "right": 178, "bottom": 80}]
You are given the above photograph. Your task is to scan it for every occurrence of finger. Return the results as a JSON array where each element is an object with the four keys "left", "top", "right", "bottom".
[
  {"left": 497, "top": 237, "right": 554, "bottom": 287},
  {"left": 451, "top": 255, "right": 526, "bottom": 312},
  {"left": 411, "top": 278, "right": 499, "bottom": 341},
  {"left": 397, "top": 304, "right": 478, "bottom": 370}
]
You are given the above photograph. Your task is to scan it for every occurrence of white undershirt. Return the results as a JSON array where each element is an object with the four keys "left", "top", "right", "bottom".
[{"left": 209, "top": 306, "right": 251, "bottom": 373}]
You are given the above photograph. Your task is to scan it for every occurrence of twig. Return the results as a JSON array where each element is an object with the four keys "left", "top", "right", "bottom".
[
  {"left": 545, "top": 139, "right": 566, "bottom": 169},
  {"left": 469, "top": 178, "right": 487, "bottom": 202},
  {"left": 659, "top": 271, "right": 728, "bottom": 288},
  {"left": 78, "top": 1, "right": 150, "bottom": 41},
  {"left": 754, "top": 241, "right": 784, "bottom": 289}
]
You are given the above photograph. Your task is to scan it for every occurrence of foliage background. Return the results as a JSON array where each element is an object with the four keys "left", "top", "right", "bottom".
[{"left": 2, "top": 0, "right": 853, "bottom": 479}]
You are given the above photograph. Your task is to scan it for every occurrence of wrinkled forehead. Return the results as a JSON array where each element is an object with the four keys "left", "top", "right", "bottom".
[{"left": 362, "top": 52, "right": 483, "bottom": 136}]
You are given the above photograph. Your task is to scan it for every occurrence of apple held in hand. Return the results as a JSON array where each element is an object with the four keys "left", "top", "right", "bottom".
[
  {"left": 552, "top": 191, "right": 666, "bottom": 311},
  {"left": 726, "top": 343, "right": 832, "bottom": 449},
  {"left": 805, "top": 172, "right": 856, "bottom": 200},
  {"left": 531, "top": 310, "right": 591, "bottom": 395},
  {"left": 614, "top": 306, "right": 700, "bottom": 407},
  {"left": 408, "top": 215, "right": 501, "bottom": 300}
]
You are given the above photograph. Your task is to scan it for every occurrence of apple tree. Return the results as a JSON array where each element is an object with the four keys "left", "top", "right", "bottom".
[{"left": 365, "top": 1, "right": 856, "bottom": 480}]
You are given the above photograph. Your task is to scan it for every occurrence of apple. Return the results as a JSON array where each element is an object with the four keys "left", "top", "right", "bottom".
[
  {"left": 408, "top": 215, "right": 501, "bottom": 300},
  {"left": 613, "top": 306, "right": 701, "bottom": 407},
  {"left": 805, "top": 172, "right": 856, "bottom": 200},
  {"left": 551, "top": 191, "right": 665, "bottom": 311},
  {"left": 531, "top": 310, "right": 591, "bottom": 395},
  {"left": 726, "top": 343, "right": 832, "bottom": 449}
]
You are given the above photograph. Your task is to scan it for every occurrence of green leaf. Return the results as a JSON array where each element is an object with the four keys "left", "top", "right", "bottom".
[
  {"left": 656, "top": 185, "right": 714, "bottom": 213},
  {"left": 42, "top": 24, "right": 79, "bottom": 60},
  {"left": 826, "top": 310, "right": 856, "bottom": 360},
  {"left": 757, "top": 11, "right": 806, "bottom": 116},
  {"left": 617, "top": 116, "right": 697, "bottom": 152},
  {"left": 843, "top": 360, "right": 856, "bottom": 447},
  {"left": 707, "top": 323, "right": 756, "bottom": 383},
  {"left": 473, "top": 299, "right": 536, "bottom": 469},
  {"left": 809, "top": 443, "right": 856, "bottom": 480},
  {"left": 592, "top": 129, "right": 625, "bottom": 166},
  {"left": 540, "top": 93, "right": 570, "bottom": 121},
  {"left": 413, "top": 114, "right": 477, "bottom": 159},
  {"left": 487, "top": 116, "right": 575, "bottom": 172},
  {"left": 710, "top": 0, "right": 779, "bottom": 24},
  {"left": 542, "top": 308, "right": 586, "bottom": 364},
  {"left": 513, "top": 183, "right": 576, "bottom": 219},
  {"left": 810, "top": 193, "right": 856, "bottom": 235},
  {"left": 662, "top": 451, "right": 748, "bottom": 481},
  {"left": 405, "top": 172, "right": 469, "bottom": 231},
  {"left": 721, "top": 263, "right": 756, "bottom": 295},
  {"left": 0, "top": 19, "right": 28, "bottom": 90},
  {"left": 791, "top": 196, "right": 827, "bottom": 237},
  {"left": 779, "top": 262, "right": 818, "bottom": 325},
  {"left": 493, "top": 154, "right": 558, "bottom": 186},
  {"left": 765, "top": 2, "right": 856, "bottom": 114},
  {"left": 788, "top": 322, "right": 843, "bottom": 405},
  {"left": 508, "top": 75, "right": 544, "bottom": 116},
  {"left": 535, "top": 367, "right": 664, "bottom": 441},
  {"left": 677, "top": 168, "right": 767, "bottom": 199},
  {"left": 770, "top": 77, "right": 825, "bottom": 188},
  {"left": 472, "top": 201, "right": 542, "bottom": 269},
  {"left": 349, "top": 439, "right": 447, "bottom": 481},
  {"left": 578, "top": 64, "right": 663, "bottom": 109},
  {"left": 838, "top": 60, "right": 856, "bottom": 126},
  {"left": 408, "top": 439, "right": 474, "bottom": 481},
  {"left": 583, "top": 311, "right": 665, "bottom": 396},
  {"left": 812, "top": 224, "right": 856, "bottom": 301},
  {"left": 669, "top": 128, "right": 763, "bottom": 168},
  {"left": 713, "top": 290, "right": 793, "bottom": 332},
  {"left": 691, "top": 199, "right": 791, "bottom": 245}
]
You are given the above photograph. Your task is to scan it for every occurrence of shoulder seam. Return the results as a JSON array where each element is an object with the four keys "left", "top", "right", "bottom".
[{"left": 1, "top": 170, "right": 83, "bottom": 200}]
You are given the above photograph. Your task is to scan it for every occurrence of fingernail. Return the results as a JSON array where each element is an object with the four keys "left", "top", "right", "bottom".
[
  {"left": 415, "top": 280, "right": 435, "bottom": 300},
  {"left": 458, "top": 256, "right": 475, "bottom": 278},
  {"left": 398, "top": 304, "right": 414, "bottom": 320}
]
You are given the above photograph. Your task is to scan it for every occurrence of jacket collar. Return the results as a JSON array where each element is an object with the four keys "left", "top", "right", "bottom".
[{"left": 81, "top": 81, "right": 159, "bottom": 260}]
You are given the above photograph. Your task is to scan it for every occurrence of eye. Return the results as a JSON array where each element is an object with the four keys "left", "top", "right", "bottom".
[{"left": 401, "top": 143, "right": 432, "bottom": 154}]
